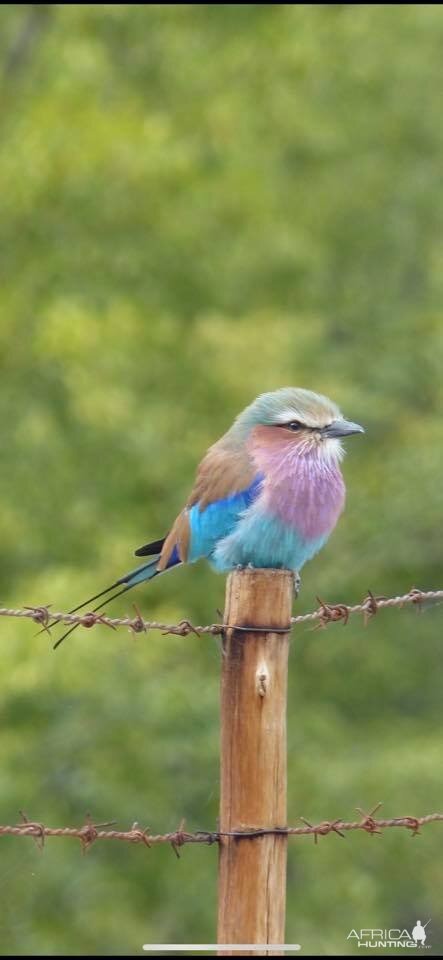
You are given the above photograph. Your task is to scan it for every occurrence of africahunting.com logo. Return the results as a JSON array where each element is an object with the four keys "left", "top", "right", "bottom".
[{"left": 347, "top": 921, "right": 431, "bottom": 949}]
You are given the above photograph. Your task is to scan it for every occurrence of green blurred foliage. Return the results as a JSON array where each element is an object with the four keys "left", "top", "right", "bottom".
[{"left": 0, "top": 3, "right": 442, "bottom": 955}]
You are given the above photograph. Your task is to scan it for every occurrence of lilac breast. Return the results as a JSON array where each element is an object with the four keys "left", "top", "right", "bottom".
[{"left": 249, "top": 431, "right": 346, "bottom": 540}]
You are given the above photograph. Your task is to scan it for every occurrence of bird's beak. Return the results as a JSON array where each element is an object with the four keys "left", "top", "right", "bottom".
[{"left": 321, "top": 418, "right": 365, "bottom": 439}]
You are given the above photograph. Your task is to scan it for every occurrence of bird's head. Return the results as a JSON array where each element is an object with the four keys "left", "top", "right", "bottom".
[{"left": 233, "top": 387, "right": 364, "bottom": 464}]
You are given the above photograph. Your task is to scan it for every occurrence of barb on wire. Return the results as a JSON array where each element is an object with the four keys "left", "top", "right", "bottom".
[
  {"left": 295, "top": 587, "right": 441, "bottom": 630},
  {"left": 1, "top": 808, "right": 442, "bottom": 854},
  {"left": 0, "top": 586, "right": 442, "bottom": 640}
]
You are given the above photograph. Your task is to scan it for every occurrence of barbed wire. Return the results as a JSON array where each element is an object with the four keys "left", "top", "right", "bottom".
[
  {"left": 1, "top": 807, "right": 442, "bottom": 855},
  {"left": 0, "top": 587, "right": 442, "bottom": 639}
]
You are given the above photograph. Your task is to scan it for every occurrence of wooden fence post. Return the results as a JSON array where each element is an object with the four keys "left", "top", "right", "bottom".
[{"left": 217, "top": 568, "right": 294, "bottom": 957}]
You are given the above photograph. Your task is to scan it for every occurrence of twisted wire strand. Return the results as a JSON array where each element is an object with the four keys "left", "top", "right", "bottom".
[
  {"left": 0, "top": 587, "right": 442, "bottom": 637},
  {"left": 1, "top": 808, "right": 441, "bottom": 855}
]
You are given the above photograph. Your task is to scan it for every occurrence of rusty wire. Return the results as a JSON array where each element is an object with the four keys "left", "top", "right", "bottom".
[
  {"left": 0, "top": 586, "right": 442, "bottom": 639},
  {"left": 1, "top": 807, "right": 442, "bottom": 855}
]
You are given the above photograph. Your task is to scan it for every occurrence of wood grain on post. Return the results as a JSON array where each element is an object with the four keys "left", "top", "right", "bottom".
[{"left": 217, "top": 568, "right": 294, "bottom": 957}]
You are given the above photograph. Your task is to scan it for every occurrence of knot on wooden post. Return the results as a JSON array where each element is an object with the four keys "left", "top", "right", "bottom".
[{"left": 255, "top": 660, "right": 270, "bottom": 698}]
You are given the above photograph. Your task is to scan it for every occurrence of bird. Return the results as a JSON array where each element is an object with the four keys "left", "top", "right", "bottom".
[{"left": 53, "top": 387, "right": 364, "bottom": 647}]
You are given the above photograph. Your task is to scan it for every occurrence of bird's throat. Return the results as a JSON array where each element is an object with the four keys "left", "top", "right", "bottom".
[{"left": 249, "top": 426, "right": 346, "bottom": 540}]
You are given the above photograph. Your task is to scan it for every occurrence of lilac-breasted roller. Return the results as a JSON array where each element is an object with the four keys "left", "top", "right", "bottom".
[{"left": 54, "top": 388, "right": 363, "bottom": 647}]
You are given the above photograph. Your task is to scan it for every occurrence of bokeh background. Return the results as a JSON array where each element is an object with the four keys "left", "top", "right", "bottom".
[{"left": 0, "top": 4, "right": 442, "bottom": 955}]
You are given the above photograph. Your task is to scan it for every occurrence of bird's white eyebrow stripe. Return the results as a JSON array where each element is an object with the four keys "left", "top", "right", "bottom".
[
  {"left": 275, "top": 410, "right": 324, "bottom": 429},
  {"left": 275, "top": 409, "right": 307, "bottom": 423}
]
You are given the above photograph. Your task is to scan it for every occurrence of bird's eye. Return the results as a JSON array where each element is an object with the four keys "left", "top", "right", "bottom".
[{"left": 288, "top": 421, "right": 302, "bottom": 431}]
